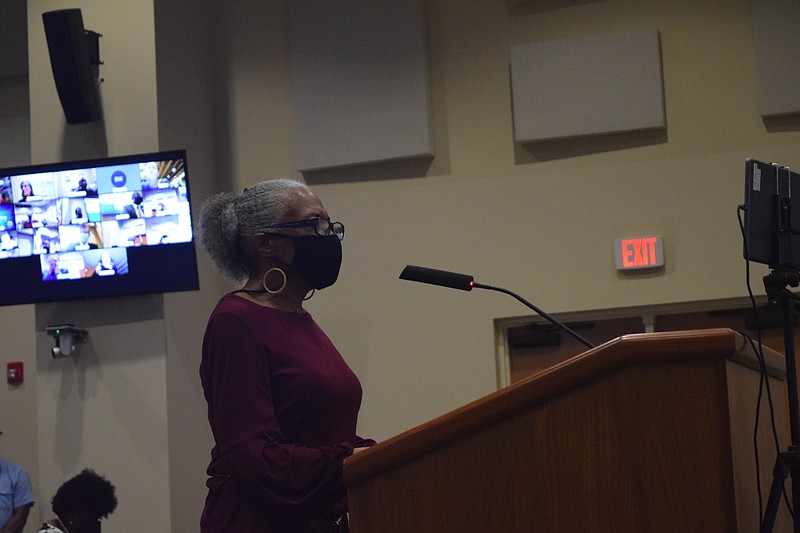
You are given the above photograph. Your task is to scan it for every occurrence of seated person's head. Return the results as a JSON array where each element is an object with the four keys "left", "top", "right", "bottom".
[
  {"left": 99, "top": 251, "right": 114, "bottom": 269},
  {"left": 20, "top": 180, "right": 33, "bottom": 199},
  {"left": 140, "top": 161, "right": 160, "bottom": 188},
  {"left": 51, "top": 469, "right": 117, "bottom": 533}
]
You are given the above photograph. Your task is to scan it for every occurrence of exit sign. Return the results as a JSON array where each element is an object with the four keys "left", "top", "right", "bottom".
[{"left": 614, "top": 236, "right": 664, "bottom": 270}]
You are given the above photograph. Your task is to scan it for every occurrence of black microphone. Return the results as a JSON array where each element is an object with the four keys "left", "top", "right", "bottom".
[
  {"left": 399, "top": 265, "right": 595, "bottom": 349},
  {"left": 399, "top": 265, "right": 475, "bottom": 291}
]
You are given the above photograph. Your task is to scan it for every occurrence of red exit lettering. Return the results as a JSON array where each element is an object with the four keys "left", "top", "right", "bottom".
[{"left": 621, "top": 237, "right": 658, "bottom": 268}]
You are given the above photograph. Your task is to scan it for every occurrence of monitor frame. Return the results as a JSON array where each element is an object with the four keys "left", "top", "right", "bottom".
[
  {"left": 743, "top": 158, "right": 800, "bottom": 270},
  {"left": 0, "top": 149, "right": 199, "bottom": 307}
]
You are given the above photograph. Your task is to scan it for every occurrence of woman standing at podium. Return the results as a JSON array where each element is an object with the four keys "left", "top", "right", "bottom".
[{"left": 198, "top": 179, "right": 374, "bottom": 533}]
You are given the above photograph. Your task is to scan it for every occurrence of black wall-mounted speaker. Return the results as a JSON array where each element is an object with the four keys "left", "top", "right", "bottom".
[{"left": 42, "top": 9, "right": 102, "bottom": 124}]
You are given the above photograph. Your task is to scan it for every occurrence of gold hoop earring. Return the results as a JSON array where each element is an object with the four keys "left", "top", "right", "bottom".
[
  {"left": 262, "top": 267, "right": 287, "bottom": 295},
  {"left": 303, "top": 289, "right": 315, "bottom": 301}
]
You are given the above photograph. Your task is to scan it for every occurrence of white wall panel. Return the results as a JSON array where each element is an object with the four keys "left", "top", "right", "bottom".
[
  {"left": 289, "top": 0, "right": 432, "bottom": 171},
  {"left": 752, "top": 0, "right": 800, "bottom": 117},
  {"left": 511, "top": 29, "right": 665, "bottom": 142}
]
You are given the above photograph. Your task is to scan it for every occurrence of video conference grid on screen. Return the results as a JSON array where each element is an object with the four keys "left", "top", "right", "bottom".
[{"left": 0, "top": 157, "right": 191, "bottom": 282}]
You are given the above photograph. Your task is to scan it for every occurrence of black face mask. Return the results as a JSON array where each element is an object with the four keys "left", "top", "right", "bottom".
[{"left": 287, "top": 235, "right": 342, "bottom": 289}]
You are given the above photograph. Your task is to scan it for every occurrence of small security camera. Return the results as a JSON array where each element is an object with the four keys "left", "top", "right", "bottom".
[{"left": 46, "top": 324, "right": 88, "bottom": 358}]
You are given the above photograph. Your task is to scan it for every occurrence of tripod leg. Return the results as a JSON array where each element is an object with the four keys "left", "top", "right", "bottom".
[
  {"left": 762, "top": 452, "right": 789, "bottom": 533},
  {"left": 792, "top": 457, "right": 800, "bottom": 533}
]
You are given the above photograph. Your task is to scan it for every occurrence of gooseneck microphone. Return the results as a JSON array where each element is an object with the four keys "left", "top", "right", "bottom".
[
  {"left": 399, "top": 265, "right": 475, "bottom": 291},
  {"left": 399, "top": 265, "right": 595, "bottom": 349}
]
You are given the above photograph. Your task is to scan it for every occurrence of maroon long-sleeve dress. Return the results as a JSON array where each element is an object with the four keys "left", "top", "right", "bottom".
[{"left": 199, "top": 293, "right": 373, "bottom": 532}]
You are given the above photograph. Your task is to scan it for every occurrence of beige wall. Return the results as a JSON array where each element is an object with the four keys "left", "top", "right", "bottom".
[
  {"left": 22, "top": 1, "right": 221, "bottom": 531},
  {"left": 153, "top": 1, "right": 224, "bottom": 531},
  {"left": 216, "top": 0, "right": 800, "bottom": 439},
  {"left": 23, "top": 1, "right": 170, "bottom": 531},
  {"left": 0, "top": 2, "right": 220, "bottom": 531},
  {"left": 0, "top": 0, "right": 35, "bottom": 521},
  {"left": 0, "top": 0, "right": 798, "bottom": 532}
]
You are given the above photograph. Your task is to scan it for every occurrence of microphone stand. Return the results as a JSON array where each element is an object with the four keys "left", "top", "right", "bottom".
[
  {"left": 761, "top": 269, "right": 800, "bottom": 533},
  {"left": 398, "top": 265, "right": 595, "bottom": 350},
  {"left": 472, "top": 281, "right": 594, "bottom": 349}
]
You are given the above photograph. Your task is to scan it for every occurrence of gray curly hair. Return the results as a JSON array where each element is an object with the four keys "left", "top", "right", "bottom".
[{"left": 198, "top": 179, "right": 307, "bottom": 281}]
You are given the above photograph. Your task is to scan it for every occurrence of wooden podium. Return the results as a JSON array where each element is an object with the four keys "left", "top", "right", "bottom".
[{"left": 344, "top": 328, "right": 792, "bottom": 532}]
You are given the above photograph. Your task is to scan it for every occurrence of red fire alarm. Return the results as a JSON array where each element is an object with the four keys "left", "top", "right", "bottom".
[{"left": 7, "top": 362, "right": 23, "bottom": 384}]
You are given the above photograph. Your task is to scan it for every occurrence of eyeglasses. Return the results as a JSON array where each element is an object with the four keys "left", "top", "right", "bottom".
[{"left": 264, "top": 217, "right": 345, "bottom": 241}]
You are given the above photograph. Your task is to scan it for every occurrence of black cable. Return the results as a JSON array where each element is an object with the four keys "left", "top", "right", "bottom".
[{"left": 738, "top": 204, "right": 792, "bottom": 523}]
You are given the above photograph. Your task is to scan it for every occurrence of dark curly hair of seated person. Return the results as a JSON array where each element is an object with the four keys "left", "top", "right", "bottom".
[{"left": 51, "top": 468, "right": 118, "bottom": 521}]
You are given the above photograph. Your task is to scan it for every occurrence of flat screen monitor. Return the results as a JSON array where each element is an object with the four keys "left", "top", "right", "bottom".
[
  {"left": 0, "top": 149, "right": 199, "bottom": 306},
  {"left": 743, "top": 158, "right": 800, "bottom": 269}
]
